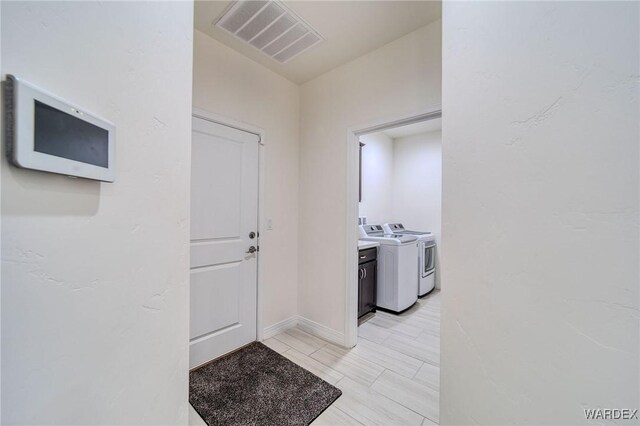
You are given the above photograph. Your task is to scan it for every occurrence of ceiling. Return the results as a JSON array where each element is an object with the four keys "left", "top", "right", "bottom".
[
  {"left": 383, "top": 117, "right": 442, "bottom": 139},
  {"left": 194, "top": 1, "right": 442, "bottom": 84}
]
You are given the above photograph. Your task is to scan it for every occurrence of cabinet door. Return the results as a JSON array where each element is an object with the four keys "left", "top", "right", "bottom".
[{"left": 361, "top": 261, "right": 377, "bottom": 315}]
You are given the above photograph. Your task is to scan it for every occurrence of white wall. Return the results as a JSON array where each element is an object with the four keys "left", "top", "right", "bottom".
[
  {"left": 441, "top": 2, "right": 639, "bottom": 424},
  {"left": 359, "top": 130, "right": 442, "bottom": 289},
  {"left": 1, "top": 2, "right": 193, "bottom": 424},
  {"left": 299, "top": 21, "right": 441, "bottom": 333},
  {"left": 392, "top": 130, "right": 442, "bottom": 288},
  {"left": 358, "top": 132, "right": 394, "bottom": 225},
  {"left": 193, "top": 30, "right": 300, "bottom": 331}
]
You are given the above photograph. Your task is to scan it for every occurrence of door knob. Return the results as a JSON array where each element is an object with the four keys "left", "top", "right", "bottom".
[{"left": 246, "top": 246, "right": 257, "bottom": 254}]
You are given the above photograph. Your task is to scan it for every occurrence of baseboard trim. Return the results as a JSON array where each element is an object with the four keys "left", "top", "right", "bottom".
[
  {"left": 262, "top": 315, "right": 346, "bottom": 347},
  {"left": 262, "top": 316, "right": 298, "bottom": 340},
  {"left": 297, "top": 316, "right": 345, "bottom": 347}
]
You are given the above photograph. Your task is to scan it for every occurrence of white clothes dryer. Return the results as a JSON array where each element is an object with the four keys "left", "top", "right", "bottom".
[{"left": 383, "top": 223, "right": 436, "bottom": 297}]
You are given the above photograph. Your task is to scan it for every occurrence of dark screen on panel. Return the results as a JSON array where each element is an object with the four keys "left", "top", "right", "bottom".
[{"left": 34, "top": 100, "right": 109, "bottom": 168}]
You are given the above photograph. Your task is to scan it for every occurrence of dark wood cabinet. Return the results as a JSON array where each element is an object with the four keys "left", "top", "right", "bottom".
[{"left": 358, "top": 247, "right": 377, "bottom": 318}]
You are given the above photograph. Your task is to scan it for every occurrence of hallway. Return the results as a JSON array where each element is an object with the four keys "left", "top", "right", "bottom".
[{"left": 267, "top": 292, "right": 440, "bottom": 425}]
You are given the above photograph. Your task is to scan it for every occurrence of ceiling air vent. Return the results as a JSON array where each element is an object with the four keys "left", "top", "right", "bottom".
[{"left": 215, "top": 1, "right": 323, "bottom": 64}]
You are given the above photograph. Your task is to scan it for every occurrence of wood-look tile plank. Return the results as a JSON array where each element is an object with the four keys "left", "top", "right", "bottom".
[
  {"left": 414, "top": 299, "right": 430, "bottom": 309},
  {"left": 333, "top": 377, "right": 425, "bottom": 426},
  {"left": 311, "top": 405, "right": 364, "bottom": 425},
  {"left": 273, "top": 327, "right": 326, "bottom": 355},
  {"left": 368, "top": 314, "right": 423, "bottom": 338},
  {"left": 371, "top": 370, "right": 439, "bottom": 423},
  {"left": 352, "top": 338, "right": 422, "bottom": 378},
  {"left": 310, "top": 344, "right": 385, "bottom": 386},
  {"left": 417, "top": 296, "right": 440, "bottom": 312},
  {"left": 282, "top": 348, "right": 344, "bottom": 385},
  {"left": 413, "top": 304, "right": 440, "bottom": 316},
  {"left": 421, "top": 415, "right": 438, "bottom": 425},
  {"left": 420, "top": 298, "right": 440, "bottom": 308},
  {"left": 418, "top": 302, "right": 440, "bottom": 314},
  {"left": 414, "top": 310, "right": 440, "bottom": 323},
  {"left": 413, "top": 308, "right": 439, "bottom": 322},
  {"left": 413, "top": 361, "right": 440, "bottom": 391},
  {"left": 415, "top": 321, "right": 441, "bottom": 338},
  {"left": 385, "top": 313, "right": 440, "bottom": 336},
  {"left": 396, "top": 303, "right": 423, "bottom": 318},
  {"left": 415, "top": 332, "right": 440, "bottom": 350},
  {"left": 188, "top": 404, "right": 207, "bottom": 426},
  {"left": 261, "top": 337, "right": 290, "bottom": 354},
  {"left": 357, "top": 321, "right": 392, "bottom": 344},
  {"left": 287, "top": 327, "right": 329, "bottom": 349},
  {"left": 385, "top": 333, "right": 440, "bottom": 366},
  {"left": 377, "top": 309, "right": 438, "bottom": 329}
]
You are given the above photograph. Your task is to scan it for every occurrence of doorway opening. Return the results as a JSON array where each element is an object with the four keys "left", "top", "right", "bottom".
[{"left": 344, "top": 107, "right": 442, "bottom": 348}]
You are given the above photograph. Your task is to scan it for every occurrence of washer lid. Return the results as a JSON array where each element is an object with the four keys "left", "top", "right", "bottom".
[
  {"left": 359, "top": 235, "right": 418, "bottom": 245},
  {"left": 397, "top": 230, "right": 432, "bottom": 236},
  {"left": 360, "top": 224, "right": 418, "bottom": 244},
  {"left": 382, "top": 223, "right": 433, "bottom": 240}
]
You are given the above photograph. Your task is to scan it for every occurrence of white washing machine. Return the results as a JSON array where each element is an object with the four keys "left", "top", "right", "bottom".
[
  {"left": 383, "top": 223, "right": 436, "bottom": 297},
  {"left": 359, "top": 224, "right": 419, "bottom": 313}
]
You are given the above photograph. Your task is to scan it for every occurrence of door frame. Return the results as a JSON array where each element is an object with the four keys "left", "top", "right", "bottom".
[
  {"left": 344, "top": 105, "right": 442, "bottom": 348},
  {"left": 191, "top": 107, "right": 267, "bottom": 343}
]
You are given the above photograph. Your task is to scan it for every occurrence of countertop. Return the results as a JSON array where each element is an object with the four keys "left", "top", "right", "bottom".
[{"left": 358, "top": 240, "right": 380, "bottom": 250}]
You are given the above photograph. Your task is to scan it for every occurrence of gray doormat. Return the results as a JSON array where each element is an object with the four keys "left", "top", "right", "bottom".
[{"left": 190, "top": 342, "right": 342, "bottom": 426}]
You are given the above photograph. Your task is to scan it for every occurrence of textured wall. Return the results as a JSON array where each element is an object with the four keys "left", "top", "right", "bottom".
[
  {"left": 441, "top": 2, "right": 639, "bottom": 424},
  {"left": 299, "top": 21, "right": 442, "bottom": 333},
  {"left": 392, "top": 131, "right": 442, "bottom": 288},
  {"left": 1, "top": 2, "right": 193, "bottom": 423},
  {"left": 359, "top": 132, "right": 395, "bottom": 225}
]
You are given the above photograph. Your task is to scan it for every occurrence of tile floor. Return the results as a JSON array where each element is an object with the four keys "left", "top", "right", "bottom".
[{"left": 189, "top": 291, "right": 440, "bottom": 426}]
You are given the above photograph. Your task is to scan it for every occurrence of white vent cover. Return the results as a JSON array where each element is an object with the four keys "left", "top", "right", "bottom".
[{"left": 216, "top": 1, "right": 323, "bottom": 63}]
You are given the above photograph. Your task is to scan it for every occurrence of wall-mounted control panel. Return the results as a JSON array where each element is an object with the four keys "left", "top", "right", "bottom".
[{"left": 4, "top": 75, "right": 116, "bottom": 182}]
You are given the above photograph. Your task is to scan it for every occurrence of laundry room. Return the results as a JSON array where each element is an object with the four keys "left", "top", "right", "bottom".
[
  {"left": 351, "top": 114, "right": 442, "bottom": 404},
  {"left": 357, "top": 116, "right": 442, "bottom": 320}
]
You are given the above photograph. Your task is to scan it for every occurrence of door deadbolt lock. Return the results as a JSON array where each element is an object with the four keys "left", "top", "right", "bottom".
[
  {"left": 249, "top": 232, "right": 256, "bottom": 239},
  {"left": 246, "top": 246, "right": 257, "bottom": 254}
]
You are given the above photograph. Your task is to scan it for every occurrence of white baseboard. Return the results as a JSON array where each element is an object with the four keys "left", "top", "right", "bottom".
[
  {"left": 262, "top": 315, "right": 346, "bottom": 347},
  {"left": 297, "top": 316, "right": 345, "bottom": 347},
  {"left": 262, "top": 316, "right": 298, "bottom": 340}
]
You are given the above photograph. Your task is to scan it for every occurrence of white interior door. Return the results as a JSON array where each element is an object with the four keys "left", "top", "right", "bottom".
[{"left": 190, "top": 115, "right": 259, "bottom": 369}]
